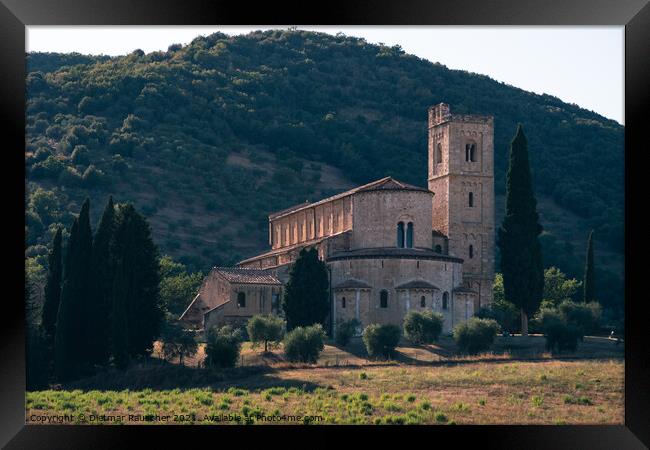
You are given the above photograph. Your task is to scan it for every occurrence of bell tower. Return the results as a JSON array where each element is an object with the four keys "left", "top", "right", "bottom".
[{"left": 427, "top": 103, "right": 495, "bottom": 309}]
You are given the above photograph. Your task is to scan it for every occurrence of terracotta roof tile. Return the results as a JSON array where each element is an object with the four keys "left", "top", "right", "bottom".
[{"left": 214, "top": 267, "right": 282, "bottom": 285}]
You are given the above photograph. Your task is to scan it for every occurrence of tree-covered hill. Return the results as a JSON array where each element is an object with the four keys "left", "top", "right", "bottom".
[{"left": 24, "top": 29, "right": 624, "bottom": 313}]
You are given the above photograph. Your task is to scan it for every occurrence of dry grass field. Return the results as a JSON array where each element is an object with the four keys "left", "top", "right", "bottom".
[{"left": 26, "top": 336, "right": 624, "bottom": 425}]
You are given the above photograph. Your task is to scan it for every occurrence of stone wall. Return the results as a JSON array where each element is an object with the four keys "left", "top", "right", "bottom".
[
  {"left": 329, "top": 256, "right": 468, "bottom": 333},
  {"left": 203, "top": 283, "right": 282, "bottom": 331},
  {"left": 269, "top": 195, "right": 353, "bottom": 250},
  {"left": 351, "top": 190, "right": 433, "bottom": 250}
]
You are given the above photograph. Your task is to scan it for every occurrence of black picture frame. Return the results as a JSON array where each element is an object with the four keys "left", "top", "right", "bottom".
[{"left": 2, "top": 0, "right": 648, "bottom": 447}]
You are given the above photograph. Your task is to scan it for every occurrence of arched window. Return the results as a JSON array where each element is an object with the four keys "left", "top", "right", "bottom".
[
  {"left": 466, "top": 143, "right": 477, "bottom": 162},
  {"left": 436, "top": 143, "right": 442, "bottom": 164},
  {"left": 468, "top": 192, "right": 474, "bottom": 207},
  {"left": 469, "top": 245, "right": 474, "bottom": 259},
  {"left": 420, "top": 296, "right": 426, "bottom": 307},
  {"left": 237, "top": 292, "right": 246, "bottom": 308},
  {"left": 342, "top": 297, "right": 346, "bottom": 309},
  {"left": 434, "top": 244, "right": 442, "bottom": 253},
  {"left": 397, "top": 222, "right": 405, "bottom": 248},
  {"left": 406, "top": 222, "right": 414, "bottom": 248},
  {"left": 380, "top": 290, "right": 388, "bottom": 308},
  {"left": 442, "top": 292, "right": 449, "bottom": 310}
]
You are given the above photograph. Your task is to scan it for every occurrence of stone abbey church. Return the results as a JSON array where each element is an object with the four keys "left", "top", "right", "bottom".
[{"left": 181, "top": 103, "right": 495, "bottom": 335}]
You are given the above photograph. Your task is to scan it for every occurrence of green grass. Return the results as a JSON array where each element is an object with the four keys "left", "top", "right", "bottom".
[{"left": 26, "top": 359, "right": 622, "bottom": 425}]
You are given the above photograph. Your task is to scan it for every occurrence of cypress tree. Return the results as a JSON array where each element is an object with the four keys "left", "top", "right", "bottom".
[
  {"left": 41, "top": 227, "right": 63, "bottom": 343},
  {"left": 54, "top": 199, "right": 93, "bottom": 381},
  {"left": 111, "top": 253, "right": 130, "bottom": 369},
  {"left": 88, "top": 196, "right": 116, "bottom": 365},
  {"left": 281, "top": 247, "right": 330, "bottom": 330},
  {"left": 112, "top": 203, "right": 162, "bottom": 358},
  {"left": 497, "top": 125, "right": 544, "bottom": 336},
  {"left": 583, "top": 230, "right": 596, "bottom": 303}
]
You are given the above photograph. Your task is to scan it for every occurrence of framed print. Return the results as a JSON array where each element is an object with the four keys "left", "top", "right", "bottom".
[{"left": 1, "top": 0, "right": 648, "bottom": 447}]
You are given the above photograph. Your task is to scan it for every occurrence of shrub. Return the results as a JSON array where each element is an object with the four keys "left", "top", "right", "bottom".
[
  {"left": 539, "top": 308, "right": 581, "bottom": 353},
  {"left": 82, "top": 164, "right": 109, "bottom": 188},
  {"left": 71, "top": 145, "right": 90, "bottom": 165},
  {"left": 558, "top": 300, "right": 601, "bottom": 338},
  {"left": 246, "top": 314, "right": 286, "bottom": 352},
  {"left": 335, "top": 318, "right": 360, "bottom": 346},
  {"left": 452, "top": 317, "right": 498, "bottom": 354},
  {"left": 204, "top": 325, "right": 242, "bottom": 368},
  {"left": 362, "top": 323, "right": 401, "bottom": 359},
  {"left": 283, "top": 324, "right": 326, "bottom": 363},
  {"left": 31, "top": 155, "right": 65, "bottom": 179},
  {"left": 403, "top": 310, "right": 443, "bottom": 344}
]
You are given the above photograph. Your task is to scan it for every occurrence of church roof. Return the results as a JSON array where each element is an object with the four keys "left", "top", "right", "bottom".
[
  {"left": 334, "top": 279, "right": 372, "bottom": 290},
  {"left": 395, "top": 280, "right": 440, "bottom": 290},
  {"left": 213, "top": 267, "right": 282, "bottom": 285},
  {"left": 328, "top": 247, "right": 464, "bottom": 263},
  {"left": 268, "top": 176, "right": 430, "bottom": 220}
]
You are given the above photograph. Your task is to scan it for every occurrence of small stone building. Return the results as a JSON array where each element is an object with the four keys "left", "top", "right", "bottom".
[
  {"left": 181, "top": 103, "right": 495, "bottom": 336},
  {"left": 180, "top": 267, "right": 282, "bottom": 331}
]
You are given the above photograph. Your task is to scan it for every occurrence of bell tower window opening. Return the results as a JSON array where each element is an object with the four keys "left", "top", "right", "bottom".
[
  {"left": 442, "top": 292, "right": 449, "bottom": 310},
  {"left": 420, "top": 296, "right": 426, "bottom": 307},
  {"left": 342, "top": 297, "right": 346, "bottom": 309},
  {"left": 436, "top": 143, "right": 443, "bottom": 164},
  {"left": 397, "top": 222, "right": 405, "bottom": 248},
  {"left": 469, "top": 192, "right": 474, "bottom": 207},
  {"left": 469, "top": 244, "right": 474, "bottom": 259},
  {"left": 465, "top": 143, "right": 477, "bottom": 162},
  {"left": 406, "top": 222, "right": 414, "bottom": 248}
]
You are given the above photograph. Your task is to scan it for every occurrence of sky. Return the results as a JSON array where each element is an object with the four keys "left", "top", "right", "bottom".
[{"left": 26, "top": 26, "right": 624, "bottom": 124}]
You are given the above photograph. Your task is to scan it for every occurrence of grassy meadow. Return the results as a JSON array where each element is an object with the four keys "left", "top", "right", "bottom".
[{"left": 26, "top": 336, "right": 624, "bottom": 425}]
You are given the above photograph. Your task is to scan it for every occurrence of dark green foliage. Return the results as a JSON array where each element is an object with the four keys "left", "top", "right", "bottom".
[
  {"left": 283, "top": 324, "right": 326, "bottom": 363},
  {"left": 111, "top": 254, "right": 130, "bottom": 369},
  {"left": 41, "top": 227, "right": 62, "bottom": 342},
  {"left": 558, "top": 300, "right": 601, "bottom": 337},
  {"left": 26, "top": 326, "right": 50, "bottom": 390},
  {"left": 403, "top": 311, "right": 444, "bottom": 344},
  {"left": 205, "top": 325, "right": 242, "bottom": 368},
  {"left": 497, "top": 125, "right": 544, "bottom": 334},
  {"left": 54, "top": 199, "right": 93, "bottom": 381},
  {"left": 160, "top": 315, "right": 198, "bottom": 366},
  {"left": 158, "top": 256, "right": 203, "bottom": 315},
  {"left": 87, "top": 197, "right": 116, "bottom": 365},
  {"left": 31, "top": 155, "right": 65, "bottom": 179},
  {"left": 246, "top": 314, "right": 286, "bottom": 352},
  {"left": 281, "top": 247, "right": 329, "bottom": 330},
  {"left": 452, "top": 318, "right": 499, "bottom": 354},
  {"left": 362, "top": 323, "right": 401, "bottom": 359},
  {"left": 112, "top": 203, "right": 163, "bottom": 358},
  {"left": 538, "top": 308, "right": 581, "bottom": 353},
  {"left": 335, "top": 318, "right": 360, "bottom": 346},
  {"left": 583, "top": 230, "right": 596, "bottom": 303},
  {"left": 480, "top": 273, "right": 520, "bottom": 332}
]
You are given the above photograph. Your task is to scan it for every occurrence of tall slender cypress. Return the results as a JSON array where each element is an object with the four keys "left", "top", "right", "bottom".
[
  {"left": 112, "top": 203, "right": 162, "bottom": 359},
  {"left": 41, "top": 227, "right": 63, "bottom": 343},
  {"left": 54, "top": 199, "right": 93, "bottom": 381},
  {"left": 497, "top": 124, "right": 544, "bottom": 336},
  {"left": 111, "top": 253, "right": 130, "bottom": 369},
  {"left": 88, "top": 196, "right": 116, "bottom": 365},
  {"left": 583, "top": 230, "right": 596, "bottom": 303}
]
